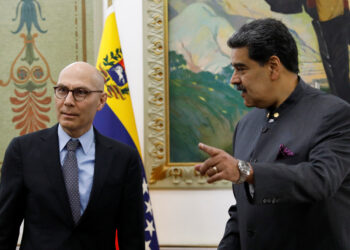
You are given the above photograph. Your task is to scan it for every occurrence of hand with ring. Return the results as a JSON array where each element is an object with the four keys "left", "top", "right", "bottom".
[{"left": 194, "top": 142, "right": 244, "bottom": 183}]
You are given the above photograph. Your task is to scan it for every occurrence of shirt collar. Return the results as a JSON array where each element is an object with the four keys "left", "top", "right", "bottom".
[
  {"left": 266, "top": 77, "right": 305, "bottom": 118},
  {"left": 58, "top": 124, "right": 94, "bottom": 154}
]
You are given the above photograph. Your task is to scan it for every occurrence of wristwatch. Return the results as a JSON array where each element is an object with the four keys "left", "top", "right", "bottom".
[{"left": 236, "top": 160, "right": 251, "bottom": 184}]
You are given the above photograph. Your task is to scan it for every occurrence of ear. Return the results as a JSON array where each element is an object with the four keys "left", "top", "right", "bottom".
[
  {"left": 268, "top": 55, "right": 281, "bottom": 81},
  {"left": 97, "top": 92, "right": 107, "bottom": 111}
]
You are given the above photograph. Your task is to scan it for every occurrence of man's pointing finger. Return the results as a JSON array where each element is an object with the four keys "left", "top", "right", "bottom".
[{"left": 198, "top": 142, "right": 220, "bottom": 156}]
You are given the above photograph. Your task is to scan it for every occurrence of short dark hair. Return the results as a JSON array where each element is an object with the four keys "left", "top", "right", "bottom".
[{"left": 227, "top": 18, "right": 299, "bottom": 73}]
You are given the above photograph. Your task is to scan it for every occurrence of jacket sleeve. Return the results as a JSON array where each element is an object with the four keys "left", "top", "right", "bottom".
[
  {"left": 0, "top": 138, "right": 25, "bottom": 250},
  {"left": 117, "top": 150, "right": 145, "bottom": 250},
  {"left": 218, "top": 203, "right": 241, "bottom": 250}
]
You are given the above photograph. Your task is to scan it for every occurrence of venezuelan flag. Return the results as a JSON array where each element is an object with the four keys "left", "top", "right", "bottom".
[{"left": 93, "top": 10, "right": 159, "bottom": 250}]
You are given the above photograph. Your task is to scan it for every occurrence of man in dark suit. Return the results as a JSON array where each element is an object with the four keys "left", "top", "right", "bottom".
[
  {"left": 196, "top": 18, "right": 350, "bottom": 250},
  {"left": 0, "top": 62, "right": 145, "bottom": 249}
]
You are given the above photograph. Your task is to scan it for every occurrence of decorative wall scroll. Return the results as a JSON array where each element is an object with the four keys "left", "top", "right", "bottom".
[{"left": 0, "top": 0, "right": 55, "bottom": 135}]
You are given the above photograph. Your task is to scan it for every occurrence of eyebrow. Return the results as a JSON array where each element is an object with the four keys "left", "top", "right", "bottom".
[
  {"left": 56, "top": 83, "right": 88, "bottom": 89},
  {"left": 231, "top": 63, "right": 247, "bottom": 68}
]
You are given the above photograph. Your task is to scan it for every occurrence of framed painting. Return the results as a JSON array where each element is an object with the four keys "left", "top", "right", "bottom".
[{"left": 143, "top": 0, "right": 349, "bottom": 188}]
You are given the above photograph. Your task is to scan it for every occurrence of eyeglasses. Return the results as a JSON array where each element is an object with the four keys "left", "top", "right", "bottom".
[{"left": 53, "top": 86, "right": 103, "bottom": 102}]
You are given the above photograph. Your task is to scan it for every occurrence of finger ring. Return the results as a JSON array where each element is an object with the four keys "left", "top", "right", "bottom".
[{"left": 212, "top": 166, "right": 218, "bottom": 173}]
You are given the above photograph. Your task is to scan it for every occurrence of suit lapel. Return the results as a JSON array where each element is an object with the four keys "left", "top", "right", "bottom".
[{"left": 40, "top": 125, "right": 75, "bottom": 224}]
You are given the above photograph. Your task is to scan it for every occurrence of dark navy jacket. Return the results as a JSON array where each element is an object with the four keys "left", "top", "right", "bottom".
[{"left": 0, "top": 125, "right": 145, "bottom": 250}]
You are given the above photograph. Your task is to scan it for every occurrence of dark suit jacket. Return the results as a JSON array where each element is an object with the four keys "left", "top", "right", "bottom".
[
  {"left": 0, "top": 125, "right": 145, "bottom": 250},
  {"left": 219, "top": 80, "right": 350, "bottom": 250}
]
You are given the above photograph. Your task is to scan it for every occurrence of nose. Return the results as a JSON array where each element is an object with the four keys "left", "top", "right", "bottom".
[
  {"left": 230, "top": 70, "right": 240, "bottom": 86},
  {"left": 64, "top": 91, "right": 75, "bottom": 105}
]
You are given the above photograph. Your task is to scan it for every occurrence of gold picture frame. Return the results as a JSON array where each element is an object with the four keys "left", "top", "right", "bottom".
[{"left": 143, "top": 0, "right": 231, "bottom": 188}]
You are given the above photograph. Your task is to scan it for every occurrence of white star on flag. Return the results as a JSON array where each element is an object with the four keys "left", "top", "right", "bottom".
[
  {"left": 142, "top": 178, "right": 148, "bottom": 194},
  {"left": 145, "top": 200, "right": 153, "bottom": 215},
  {"left": 145, "top": 240, "right": 151, "bottom": 250},
  {"left": 145, "top": 219, "right": 155, "bottom": 237}
]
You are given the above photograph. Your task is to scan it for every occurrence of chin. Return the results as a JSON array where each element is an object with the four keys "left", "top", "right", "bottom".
[
  {"left": 59, "top": 121, "right": 77, "bottom": 130},
  {"left": 243, "top": 100, "right": 254, "bottom": 108}
]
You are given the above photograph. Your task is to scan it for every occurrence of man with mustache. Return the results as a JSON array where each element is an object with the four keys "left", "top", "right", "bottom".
[
  {"left": 0, "top": 62, "right": 145, "bottom": 249},
  {"left": 196, "top": 18, "right": 350, "bottom": 250}
]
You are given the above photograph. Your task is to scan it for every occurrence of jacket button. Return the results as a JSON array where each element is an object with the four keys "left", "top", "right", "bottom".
[
  {"left": 263, "top": 198, "right": 271, "bottom": 204},
  {"left": 261, "top": 126, "right": 268, "bottom": 133},
  {"left": 249, "top": 158, "right": 257, "bottom": 163},
  {"left": 247, "top": 230, "right": 255, "bottom": 237}
]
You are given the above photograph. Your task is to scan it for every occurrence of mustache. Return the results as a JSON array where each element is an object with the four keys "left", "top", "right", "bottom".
[{"left": 235, "top": 84, "right": 246, "bottom": 92}]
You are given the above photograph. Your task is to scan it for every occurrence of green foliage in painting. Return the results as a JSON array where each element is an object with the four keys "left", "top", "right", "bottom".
[{"left": 169, "top": 51, "right": 250, "bottom": 162}]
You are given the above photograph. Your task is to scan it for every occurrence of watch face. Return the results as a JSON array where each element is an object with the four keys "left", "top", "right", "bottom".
[
  {"left": 239, "top": 160, "right": 250, "bottom": 174},
  {"left": 237, "top": 160, "right": 250, "bottom": 184}
]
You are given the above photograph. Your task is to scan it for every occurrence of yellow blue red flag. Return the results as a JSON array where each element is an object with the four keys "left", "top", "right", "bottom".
[{"left": 93, "top": 11, "right": 159, "bottom": 250}]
